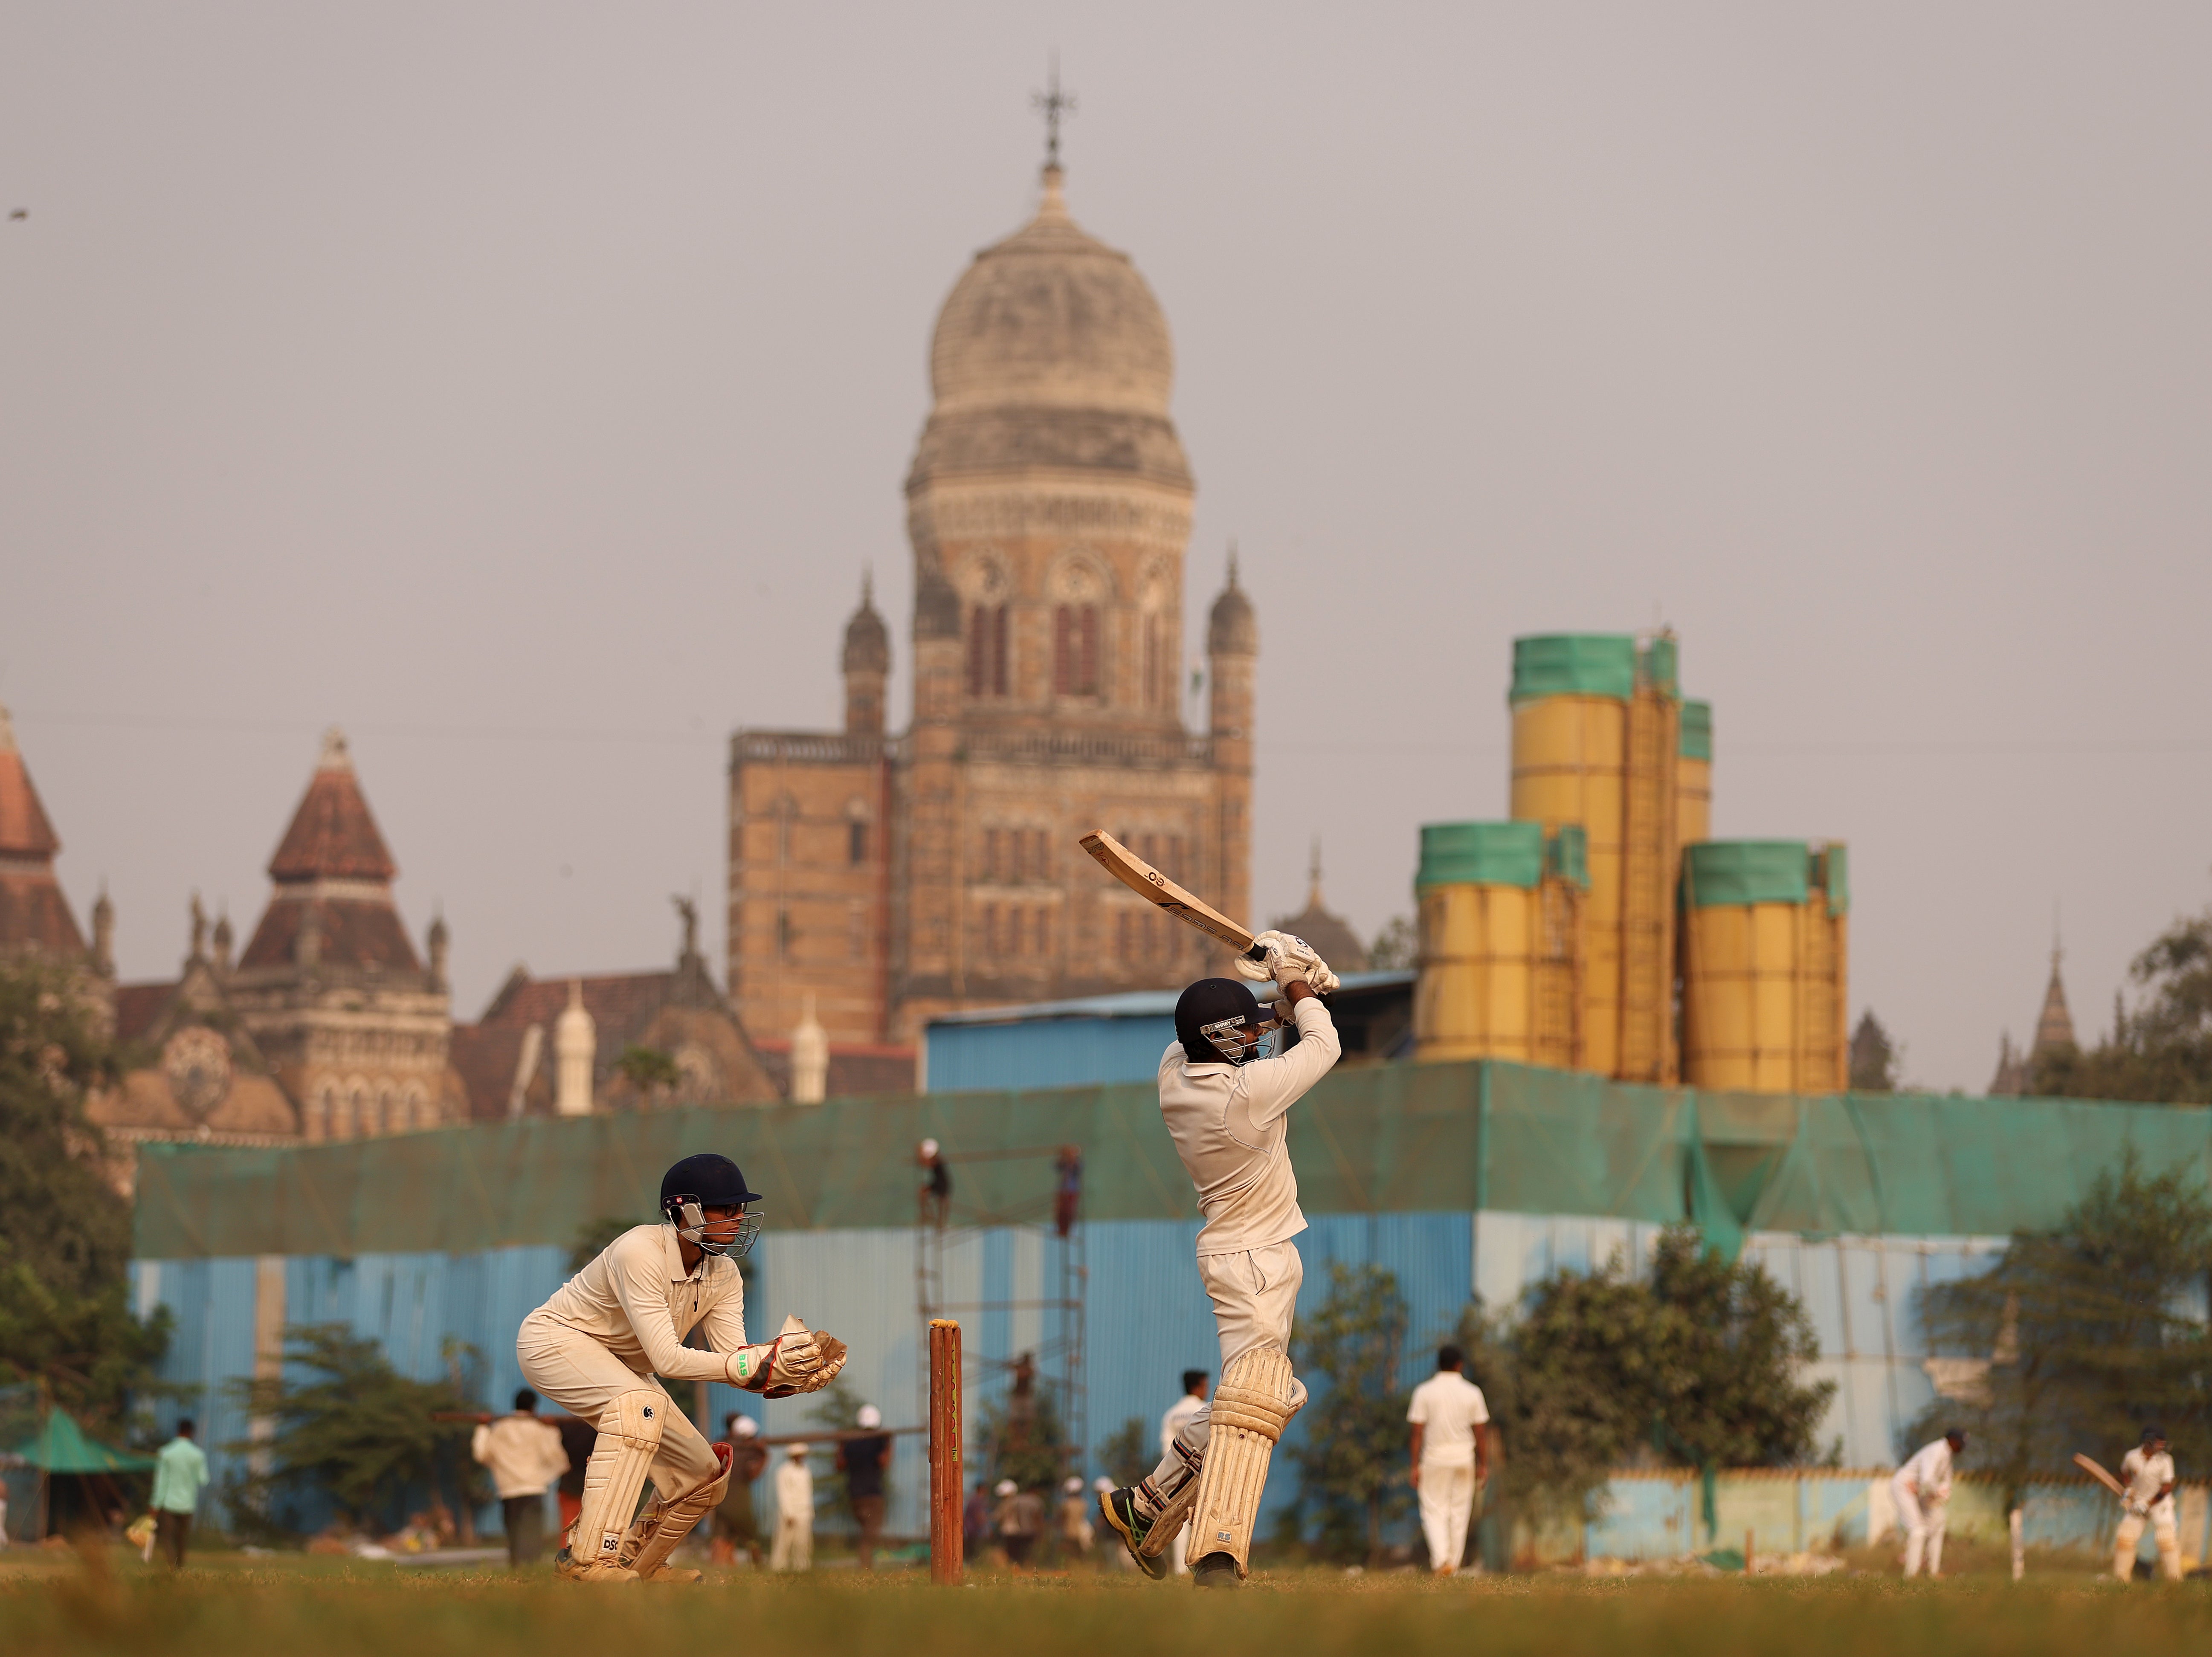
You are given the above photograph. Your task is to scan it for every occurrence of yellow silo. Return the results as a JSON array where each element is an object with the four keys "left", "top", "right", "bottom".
[
  {"left": 1508, "top": 634, "right": 1679, "bottom": 1083},
  {"left": 1677, "top": 699, "right": 1712, "bottom": 848},
  {"left": 1414, "top": 822, "right": 1588, "bottom": 1066},
  {"left": 1679, "top": 841, "right": 1849, "bottom": 1093}
]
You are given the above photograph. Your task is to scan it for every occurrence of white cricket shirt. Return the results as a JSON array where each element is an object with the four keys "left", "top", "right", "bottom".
[
  {"left": 1893, "top": 1437, "right": 1954, "bottom": 1502},
  {"left": 527, "top": 1223, "right": 748, "bottom": 1382},
  {"left": 1161, "top": 1391, "right": 1206, "bottom": 1457},
  {"left": 1157, "top": 996, "right": 1341, "bottom": 1256},
  {"left": 1407, "top": 1371, "right": 1491, "bottom": 1468},
  {"left": 2121, "top": 1446, "right": 2177, "bottom": 1513},
  {"left": 470, "top": 1414, "right": 569, "bottom": 1499}
]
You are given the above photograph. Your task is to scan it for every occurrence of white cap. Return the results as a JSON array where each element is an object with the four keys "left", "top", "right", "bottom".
[
  {"left": 995, "top": 1478, "right": 1018, "bottom": 1496},
  {"left": 788, "top": 1442, "right": 810, "bottom": 1457},
  {"left": 920, "top": 1138, "right": 940, "bottom": 1159},
  {"left": 731, "top": 1417, "right": 759, "bottom": 1439},
  {"left": 1093, "top": 1476, "right": 1113, "bottom": 1492},
  {"left": 1064, "top": 1475, "right": 1083, "bottom": 1493},
  {"left": 856, "top": 1404, "right": 881, "bottom": 1429}
]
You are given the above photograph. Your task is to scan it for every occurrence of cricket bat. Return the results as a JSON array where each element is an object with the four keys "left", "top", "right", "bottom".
[
  {"left": 2074, "top": 1453, "right": 2126, "bottom": 1498},
  {"left": 1079, "top": 829, "right": 1269, "bottom": 965}
]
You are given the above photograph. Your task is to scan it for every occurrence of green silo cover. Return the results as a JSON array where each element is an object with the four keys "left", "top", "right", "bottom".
[
  {"left": 1639, "top": 635, "right": 1679, "bottom": 695},
  {"left": 1682, "top": 841, "right": 1809, "bottom": 909},
  {"left": 1680, "top": 700, "right": 1713, "bottom": 761},
  {"left": 1418, "top": 821, "right": 1544, "bottom": 889},
  {"left": 1546, "top": 824, "right": 1590, "bottom": 889},
  {"left": 1510, "top": 635, "right": 1636, "bottom": 704},
  {"left": 1817, "top": 844, "right": 1850, "bottom": 915}
]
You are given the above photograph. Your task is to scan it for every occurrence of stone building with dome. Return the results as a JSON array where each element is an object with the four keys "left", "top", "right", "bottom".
[{"left": 728, "top": 159, "right": 1258, "bottom": 1046}]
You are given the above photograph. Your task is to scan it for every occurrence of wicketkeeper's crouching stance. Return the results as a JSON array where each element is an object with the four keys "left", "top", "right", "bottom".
[
  {"left": 519, "top": 1153, "right": 848, "bottom": 1582},
  {"left": 1100, "top": 933, "right": 1341, "bottom": 1587}
]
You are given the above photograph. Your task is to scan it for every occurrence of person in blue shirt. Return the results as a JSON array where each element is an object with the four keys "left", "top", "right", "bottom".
[{"left": 150, "top": 1419, "right": 211, "bottom": 1567}]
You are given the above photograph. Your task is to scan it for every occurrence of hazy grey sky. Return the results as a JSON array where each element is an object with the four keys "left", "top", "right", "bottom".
[{"left": 5, "top": 4, "right": 2207, "bottom": 1090}]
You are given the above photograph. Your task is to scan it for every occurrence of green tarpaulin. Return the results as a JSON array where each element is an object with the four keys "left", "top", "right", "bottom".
[
  {"left": 134, "top": 1059, "right": 2212, "bottom": 1261},
  {"left": 1680, "top": 699, "right": 1713, "bottom": 761},
  {"left": 1682, "top": 841, "right": 1811, "bottom": 909},
  {"left": 1418, "top": 821, "right": 1544, "bottom": 889},
  {"left": 1509, "top": 634, "right": 1638, "bottom": 703},
  {"left": 14, "top": 1409, "right": 155, "bottom": 1474}
]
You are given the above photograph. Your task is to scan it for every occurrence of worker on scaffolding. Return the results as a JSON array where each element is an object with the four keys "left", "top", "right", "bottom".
[
  {"left": 918, "top": 1138, "right": 953, "bottom": 1228},
  {"left": 518, "top": 1153, "right": 850, "bottom": 1582},
  {"left": 1099, "top": 935, "right": 1341, "bottom": 1587}
]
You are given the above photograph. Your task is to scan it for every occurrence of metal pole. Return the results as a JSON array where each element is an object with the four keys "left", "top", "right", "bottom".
[{"left": 929, "top": 1318, "right": 963, "bottom": 1583}]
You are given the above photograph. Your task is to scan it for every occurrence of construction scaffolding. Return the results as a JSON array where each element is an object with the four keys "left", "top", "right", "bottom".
[{"left": 912, "top": 1143, "right": 1087, "bottom": 1485}]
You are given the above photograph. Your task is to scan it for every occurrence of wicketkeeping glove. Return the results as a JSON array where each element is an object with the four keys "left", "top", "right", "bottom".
[{"left": 728, "top": 1313, "right": 850, "bottom": 1397}]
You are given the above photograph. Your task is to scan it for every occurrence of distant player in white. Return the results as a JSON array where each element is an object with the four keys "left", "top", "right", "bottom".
[
  {"left": 1159, "top": 1370, "right": 1209, "bottom": 1573},
  {"left": 1407, "top": 1344, "right": 1490, "bottom": 1573},
  {"left": 517, "top": 1153, "right": 848, "bottom": 1582},
  {"left": 1891, "top": 1428, "right": 1963, "bottom": 1578},
  {"left": 1100, "top": 933, "right": 1341, "bottom": 1587},
  {"left": 2113, "top": 1425, "right": 2180, "bottom": 1582}
]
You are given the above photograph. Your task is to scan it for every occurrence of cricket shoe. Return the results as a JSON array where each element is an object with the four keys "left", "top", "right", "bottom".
[
  {"left": 1191, "top": 1552, "right": 1242, "bottom": 1590},
  {"left": 554, "top": 1546, "right": 639, "bottom": 1583},
  {"left": 1098, "top": 1487, "right": 1170, "bottom": 1581}
]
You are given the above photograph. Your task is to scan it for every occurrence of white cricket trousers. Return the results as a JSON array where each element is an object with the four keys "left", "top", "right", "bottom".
[
  {"left": 1891, "top": 1480, "right": 1945, "bottom": 1578},
  {"left": 2113, "top": 1505, "right": 2181, "bottom": 1581},
  {"left": 516, "top": 1313, "right": 723, "bottom": 1526},
  {"left": 770, "top": 1515, "right": 813, "bottom": 1571},
  {"left": 1418, "top": 1459, "right": 1477, "bottom": 1573},
  {"left": 1147, "top": 1242, "right": 1310, "bottom": 1490}
]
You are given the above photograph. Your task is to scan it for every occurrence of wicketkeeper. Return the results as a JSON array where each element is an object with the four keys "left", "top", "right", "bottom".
[
  {"left": 518, "top": 1152, "right": 849, "bottom": 1582},
  {"left": 1099, "top": 932, "right": 1341, "bottom": 1587},
  {"left": 2113, "top": 1425, "right": 2181, "bottom": 1582}
]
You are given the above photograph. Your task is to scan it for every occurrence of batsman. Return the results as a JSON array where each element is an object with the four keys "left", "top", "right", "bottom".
[
  {"left": 518, "top": 1152, "right": 849, "bottom": 1582},
  {"left": 1099, "top": 932, "right": 1342, "bottom": 1587}
]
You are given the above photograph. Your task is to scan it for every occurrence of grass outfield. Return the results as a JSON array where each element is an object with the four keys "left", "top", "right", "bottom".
[{"left": 2, "top": 1551, "right": 2205, "bottom": 1657}]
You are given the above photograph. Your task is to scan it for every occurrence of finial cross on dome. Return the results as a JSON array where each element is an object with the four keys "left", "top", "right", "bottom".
[{"left": 1033, "top": 53, "right": 1077, "bottom": 169}]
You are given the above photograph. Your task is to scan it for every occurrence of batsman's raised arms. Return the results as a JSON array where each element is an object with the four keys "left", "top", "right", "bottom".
[{"left": 1079, "top": 830, "right": 1265, "bottom": 961}]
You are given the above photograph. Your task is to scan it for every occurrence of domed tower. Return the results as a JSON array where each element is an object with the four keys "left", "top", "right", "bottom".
[{"left": 842, "top": 575, "right": 891, "bottom": 736}]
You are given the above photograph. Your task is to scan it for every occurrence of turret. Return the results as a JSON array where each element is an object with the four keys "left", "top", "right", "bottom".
[
  {"left": 1206, "top": 549, "right": 1258, "bottom": 944},
  {"left": 426, "top": 911, "right": 449, "bottom": 989},
  {"left": 842, "top": 574, "right": 892, "bottom": 736},
  {"left": 90, "top": 886, "right": 115, "bottom": 978},
  {"left": 555, "top": 979, "right": 596, "bottom": 1116}
]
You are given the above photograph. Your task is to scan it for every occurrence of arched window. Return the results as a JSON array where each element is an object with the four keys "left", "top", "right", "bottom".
[
  {"left": 968, "top": 605, "right": 1008, "bottom": 698},
  {"left": 1054, "top": 605, "right": 1099, "bottom": 696}
]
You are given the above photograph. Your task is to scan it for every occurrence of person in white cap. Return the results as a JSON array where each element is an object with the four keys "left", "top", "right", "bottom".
[
  {"left": 919, "top": 1139, "right": 952, "bottom": 1227},
  {"left": 710, "top": 1414, "right": 768, "bottom": 1567},
  {"left": 1890, "top": 1428, "right": 1964, "bottom": 1578},
  {"left": 839, "top": 1404, "right": 892, "bottom": 1569},
  {"left": 1056, "top": 1474, "right": 1096, "bottom": 1562},
  {"left": 770, "top": 1443, "right": 814, "bottom": 1572},
  {"left": 2113, "top": 1425, "right": 2181, "bottom": 1582}
]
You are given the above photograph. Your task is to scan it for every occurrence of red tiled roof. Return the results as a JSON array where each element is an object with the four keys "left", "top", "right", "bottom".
[
  {"left": 113, "top": 980, "right": 177, "bottom": 1043},
  {"left": 752, "top": 1040, "right": 918, "bottom": 1099},
  {"left": 238, "top": 896, "right": 423, "bottom": 973},
  {"left": 0, "top": 872, "right": 87, "bottom": 955},
  {"left": 0, "top": 740, "right": 62, "bottom": 859},
  {"left": 267, "top": 742, "right": 397, "bottom": 882},
  {"left": 448, "top": 1021, "right": 534, "bottom": 1122},
  {"left": 478, "top": 970, "right": 678, "bottom": 1037}
]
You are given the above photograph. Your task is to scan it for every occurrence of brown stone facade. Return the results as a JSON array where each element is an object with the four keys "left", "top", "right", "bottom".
[{"left": 728, "top": 165, "right": 1257, "bottom": 1047}]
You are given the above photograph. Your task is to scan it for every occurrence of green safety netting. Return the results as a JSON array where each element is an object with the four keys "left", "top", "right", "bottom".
[
  {"left": 135, "top": 1060, "right": 2212, "bottom": 1262},
  {"left": 13, "top": 1409, "right": 155, "bottom": 1474},
  {"left": 1418, "top": 822, "right": 1544, "bottom": 889},
  {"left": 1818, "top": 845, "right": 1850, "bottom": 915},
  {"left": 1509, "top": 634, "right": 1638, "bottom": 703},
  {"left": 1546, "top": 824, "right": 1589, "bottom": 889},
  {"left": 1682, "top": 841, "right": 1811, "bottom": 908},
  {"left": 1680, "top": 700, "right": 1713, "bottom": 761}
]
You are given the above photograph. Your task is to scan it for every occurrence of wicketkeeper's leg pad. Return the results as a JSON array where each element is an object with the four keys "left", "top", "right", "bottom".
[
  {"left": 570, "top": 1389, "right": 667, "bottom": 1573},
  {"left": 1185, "top": 1345, "right": 1299, "bottom": 1581},
  {"left": 621, "top": 1442, "right": 732, "bottom": 1581}
]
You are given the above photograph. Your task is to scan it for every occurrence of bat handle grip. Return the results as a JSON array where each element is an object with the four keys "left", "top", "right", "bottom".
[{"left": 1242, "top": 944, "right": 1270, "bottom": 963}]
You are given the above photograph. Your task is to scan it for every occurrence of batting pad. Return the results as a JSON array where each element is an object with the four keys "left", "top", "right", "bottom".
[
  {"left": 624, "top": 1443, "right": 732, "bottom": 1579},
  {"left": 573, "top": 1389, "right": 667, "bottom": 1570},
  {"left": 1186, "top": 1346, "right": 1297, "bottom": 1580}
]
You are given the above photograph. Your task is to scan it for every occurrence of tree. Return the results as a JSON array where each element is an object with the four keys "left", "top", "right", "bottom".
[
  {"left": 1284, "top": 1262, "right": 1410, "bottom": 1563},
  {"left": 230, "top": 1323, "right": 484, "bottom": 1535},
  {"left": 1099, "top": 1416, "right": 1151, "bottom": 1489},
  {"left": 975, "top": 1355, "right": 1072, "bottom": 1490},
  {"left": 1912, "top": 1153, "right": 2212, "bottom": 1508},
  {"left": 1368, "top": 916, "right": 1415, "bottom": 972},
  {"left": 0, "top": 959, "right": 171, "bottom": 1434},
  {"left": 1850, "top": 1011, "right": 1901, "bottom": 1092},
  {"left": 2037, "top": 911, "right": 2212, "bottom": 1103},
  {"left": 616, "top": 1044, "right": 680, "bottom": 1093},
  {"left": 1455, "top": 1225, "right": 1832, "bottom": 1526}
]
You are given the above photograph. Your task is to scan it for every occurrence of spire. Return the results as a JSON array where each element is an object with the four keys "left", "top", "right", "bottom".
[
  {"left": 0, "top": 702, "right": 63, "bottom": 860},
  {"left": 1031, "top": 56, "right": 1077, "bottom": 224},
  {"left": 267, "top": 726, "right": 397, "bottom": 882},
  {"left": 1308, "top": 838, "right": 1325, "bottom": 909},
  {"left": 2032, "top": 938, "right": 2076, "bottom": 1058}
]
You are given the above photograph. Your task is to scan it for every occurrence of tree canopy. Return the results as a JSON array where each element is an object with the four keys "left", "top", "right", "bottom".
[
  {"left": 1283, "top": 1262, "right": 1412, "bottom": 1562},
  {"left": 1912, "top": 1153, "right": 2212, "bottom": 1506}
]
